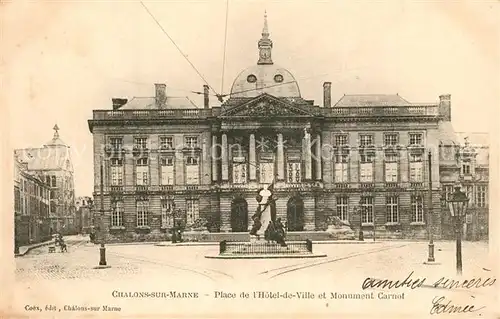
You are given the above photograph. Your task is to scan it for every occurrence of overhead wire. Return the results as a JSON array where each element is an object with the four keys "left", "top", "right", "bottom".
[
  {"left": 220, "top": 0, "right": 230, "bottom": 95},
  {"left": 139, "top": 1, "right": 221, "bottom": 99}
]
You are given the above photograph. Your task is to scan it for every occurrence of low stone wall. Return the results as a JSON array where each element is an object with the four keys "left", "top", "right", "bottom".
[{"left": 100, "top": 228, "right": 436, "bottom": 243}]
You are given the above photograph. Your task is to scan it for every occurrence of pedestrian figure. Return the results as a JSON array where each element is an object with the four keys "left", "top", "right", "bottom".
[
  {"left": 274, "top": 218, "right": 287, "bottom": 247},
  {"left": 264, "top": 221, "right": 274, "bottom": 242}
]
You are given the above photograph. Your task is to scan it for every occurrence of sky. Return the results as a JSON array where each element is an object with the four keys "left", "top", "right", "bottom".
[{"left": 4, "top": 1, "right": 499, "bottom": 198}]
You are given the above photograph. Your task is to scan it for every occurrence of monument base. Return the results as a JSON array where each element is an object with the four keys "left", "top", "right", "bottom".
[{"left": 206, "top": 237, "right": 327, "bottom": 259}]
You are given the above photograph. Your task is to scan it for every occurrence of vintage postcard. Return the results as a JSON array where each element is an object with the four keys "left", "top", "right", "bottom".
[{"left": 2, "top": 1, "right": 498, "bottom": 318}]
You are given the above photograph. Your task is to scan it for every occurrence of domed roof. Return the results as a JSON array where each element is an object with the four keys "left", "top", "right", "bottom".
[
  {"left": 229, "top": 12, "right": 301, "bottom": 99},
  {"left": 45, "top": 124, "right": 69, "bottom": 147},
  {"left": 230, "top": 64, "right": 301, "bottom": 98}
]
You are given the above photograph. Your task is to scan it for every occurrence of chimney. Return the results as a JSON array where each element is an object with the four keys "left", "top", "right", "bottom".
[
  {"left": 203, "top": 85, "right": 210, "bottom": 109},
  {"left": 155, "top": 83, "right": 167, "bottom": 108},
  {"left": 323, "top": 82, "right": 332, "bottom": 107},
  {"left": 112, "top": 98, "right": 128, "bottom": 110},
  {"left": 439, "top": 94, "right": 451, "bottom": 121}
]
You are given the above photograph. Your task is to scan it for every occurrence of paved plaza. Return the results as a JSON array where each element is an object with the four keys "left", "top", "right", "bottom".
[{"left": 11, "top": 236, "right": 497, "bottom": 317}]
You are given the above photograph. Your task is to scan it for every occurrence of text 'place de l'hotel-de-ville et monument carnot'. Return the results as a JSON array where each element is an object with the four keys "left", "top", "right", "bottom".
[{"left": 87, "top": 15, "right": 489, "bottom": 244}]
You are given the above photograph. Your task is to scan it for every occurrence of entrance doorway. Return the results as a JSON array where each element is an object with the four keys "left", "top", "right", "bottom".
[
  {"left": 231, "top": 198, "right": 248, "bottom": 232},
  {"left": 287, "top": 196, "right": 304, "bottom": 231}
]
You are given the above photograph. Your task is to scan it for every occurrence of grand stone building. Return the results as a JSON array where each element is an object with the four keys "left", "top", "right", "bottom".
[
  {"left": 14, "top": 156, "right": 51, "bottom": 246},
  {"left": 15, "top": 126, "right": 77, "bottom": 235},
  {"left": 88, "top": 16, "right": 488, "bottom": 243}
]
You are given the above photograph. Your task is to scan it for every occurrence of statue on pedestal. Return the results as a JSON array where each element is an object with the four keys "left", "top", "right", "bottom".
[
  {"left": 249, "top": 182, "right": 276, "bottom": 239},
  {"left": 249, "top": 182, "right": 286, "bottom": 246}
]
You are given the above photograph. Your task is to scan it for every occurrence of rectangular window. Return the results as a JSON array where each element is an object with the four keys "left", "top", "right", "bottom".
[
  {"left": 259, "top": 162, "right": 274, "bottom": 184},
  {"left": 334, "top": 135, "right": 348, "bottom": 146},
  {"left": 464, "top": 185, "right": 474, "bottom": 204},
  {"left": 110, "top": 137, "right": 123, "bottom": 151},
  {"left": 160, "top": 157, "right": 174, "bottom": 185},
  {"left": 411, "top": 196, "right": 424, "bottom": 223},
  {"left": 51, "top": 176, "right": 57, "bottom": 187},
  {"left": 160, "top": 136, "right": 174, "bottom": 149},
  {"left": 444, "top": 185, "right": 454, "bottom": 201},
  {"left": 232, "top": 163, "right": 247, "bottom": 184},
  {"left": 110, "top": 158, "right": 124, "bottom": 186},
  {"left": 111, "top": 201, "right": 124, "bottom": 227},
  {"left": 335, "top": 161, "right": 348, "bottom": 182},
  {"left": 185, "top": 136, "right": 199, "bottom": 149},
  {"left": 476, "top": 186, "right": 487, "bottom": 208},
  {"left": 462, "top": 162, "right": 471, "bottom": 175},
  {"left": 384, "top": 133, "right": 398, "bottom": 146},
  {"left": 409, "top": 133, "right": 423, "bottom": 145},
  {"left": 361, "top": 197, "right": 374, "bottom": 223},
  {"left": 20, "top": 195, "right": 24, "bottom": 214},
  {"left": 135, "top": 158, "right": 149, "bottom": 185},
  {"left": 161, "top": 199, "right": 174, "bottom": 228},
  {"left": 409, "top": 154, "right": 423, "bottom": 182},
  {"left": 360, "top": 163, "right": 373, "bottom": 182},
  {"left": 334, "top": 149, "right": 349, "bottom": 182},
  {"left": 359, "top": 134, "right": 374, "bottom": 147},
  {"left": 360, "top": 151, "right": 375, "bottom": 163},
  {"left": 386, "top": 196, "right": 399, "bottom": 223},
  {"left": 336, "top": 196, "right": 349, "bottom": 221},
  {"left": 385, "top": 153, "right": 398, "bottom": 183},
  {"left": 134, "top": 137, "right": 148, "bottom": 149},
  {"left": 136, "top": 200, "right": 148, "bottom": 227},
  {"left": 385, "top": 162, "right": 398, "bottom": 182},
  {"left": 287, "top": 162, "right": 301, "bottom": 183},
  {"left": 186, "top": 199, "right": 199, "bottom": 224},
  {"left": 186, "top": 156, "right": 200, "bottom": 185}
]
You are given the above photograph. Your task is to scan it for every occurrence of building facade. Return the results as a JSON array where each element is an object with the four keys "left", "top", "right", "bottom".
[
  {"left": 88, "top": 16, "right": 488, "bottom": 243},
  {"left": 14, "top": 156, "right": 51, "bottom": 245},
  {"left": 75, "top": 196, "right": 94, "bottom": 234},
  {"left": 15, "top": 126, "right": 77, "bottom": 235},
  {"left": 439, "top": 132, "right": 489, "bottom": 241}
]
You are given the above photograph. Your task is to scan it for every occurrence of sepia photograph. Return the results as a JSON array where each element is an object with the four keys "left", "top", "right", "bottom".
[{"left": 3, "top": 1, "right": 498, "bottom": 318}]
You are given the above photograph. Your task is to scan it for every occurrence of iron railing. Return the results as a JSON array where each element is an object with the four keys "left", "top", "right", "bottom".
[{"left": 219, "top": 240, "right": 313, "bottom": 255}]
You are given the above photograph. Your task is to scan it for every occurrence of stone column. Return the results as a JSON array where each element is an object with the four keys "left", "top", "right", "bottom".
[
  {"left": 249, "top": 133, "right": 257, "bottom": 181},
  {"left": 212, "top": 135, "right": 218, "bottom": 182},
  {"left": 315, "top": 134, "right": 322, "bottom": 180},
  {"left": 221, "top": 133, "right": 229, "bottom": 181},
  {"left": 277, "top": 133, "right": 285, "bottom": 180},
  {"left": 304, "top": 131, "right": 312, "bottom": 180}
]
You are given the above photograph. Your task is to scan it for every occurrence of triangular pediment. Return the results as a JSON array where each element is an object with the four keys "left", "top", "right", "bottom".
[{"left": 220, "top": 94, "right": 315, "bottom": 117}]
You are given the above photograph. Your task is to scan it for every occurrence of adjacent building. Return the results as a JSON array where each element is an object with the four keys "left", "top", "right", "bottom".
[
  {"left": 15, "top": 125, "right": 77, "bottom": 235},
  {"left": 439, "top": 131, "right": 489, "bottom": 240},
  {"left": 88, "top": 16, "right": 489, "bottom": 243},
  {"left": 14, "top": 155, "right": 51, "bottom": 245},
  {"left": 75, "top": 196, "right": 94, "bottom": 234}
]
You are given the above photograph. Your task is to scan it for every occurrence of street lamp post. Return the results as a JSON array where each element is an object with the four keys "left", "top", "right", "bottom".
[
  {"left": 446, "top": 184, "right": 469, "bottom": 275},
  {"left": 427, "top": 150, "right": 435, "bottom": 263},
  {"left": 98, "top": 160, "right": 107, "bottom": 266},
  {"left": 14, "top": 217, "right": 20, "bottom": 255},
  {"left": 358, "top": 200, "right": 364, "bottom": 241},
  {"left": 171, "top": 202, "right": 177, "bottom": 244}
]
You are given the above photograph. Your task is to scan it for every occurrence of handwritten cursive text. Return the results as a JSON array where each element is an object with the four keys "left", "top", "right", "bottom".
[
  {"left": 430, "top": 296, "right": 485, "bottom": 315},
  {"left": 362, "top": 271, "right": 426, "bottom": 290}
]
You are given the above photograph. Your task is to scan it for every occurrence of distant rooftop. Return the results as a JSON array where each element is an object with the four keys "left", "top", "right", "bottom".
[
  {"left": 334, "top": 94, "right": 413, "bottom": 107},
  {"left": 120, "top": 96, "right": 199, "bottom": 110}
]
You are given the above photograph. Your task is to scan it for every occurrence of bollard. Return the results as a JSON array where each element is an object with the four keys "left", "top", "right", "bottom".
[{"left": 99, "top": 243, "right": 107, "bottom": 266}]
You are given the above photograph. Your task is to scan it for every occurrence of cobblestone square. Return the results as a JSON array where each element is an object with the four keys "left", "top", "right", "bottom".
[{"left": 11, "top": 236, "right": 496, "bottom": 317}]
